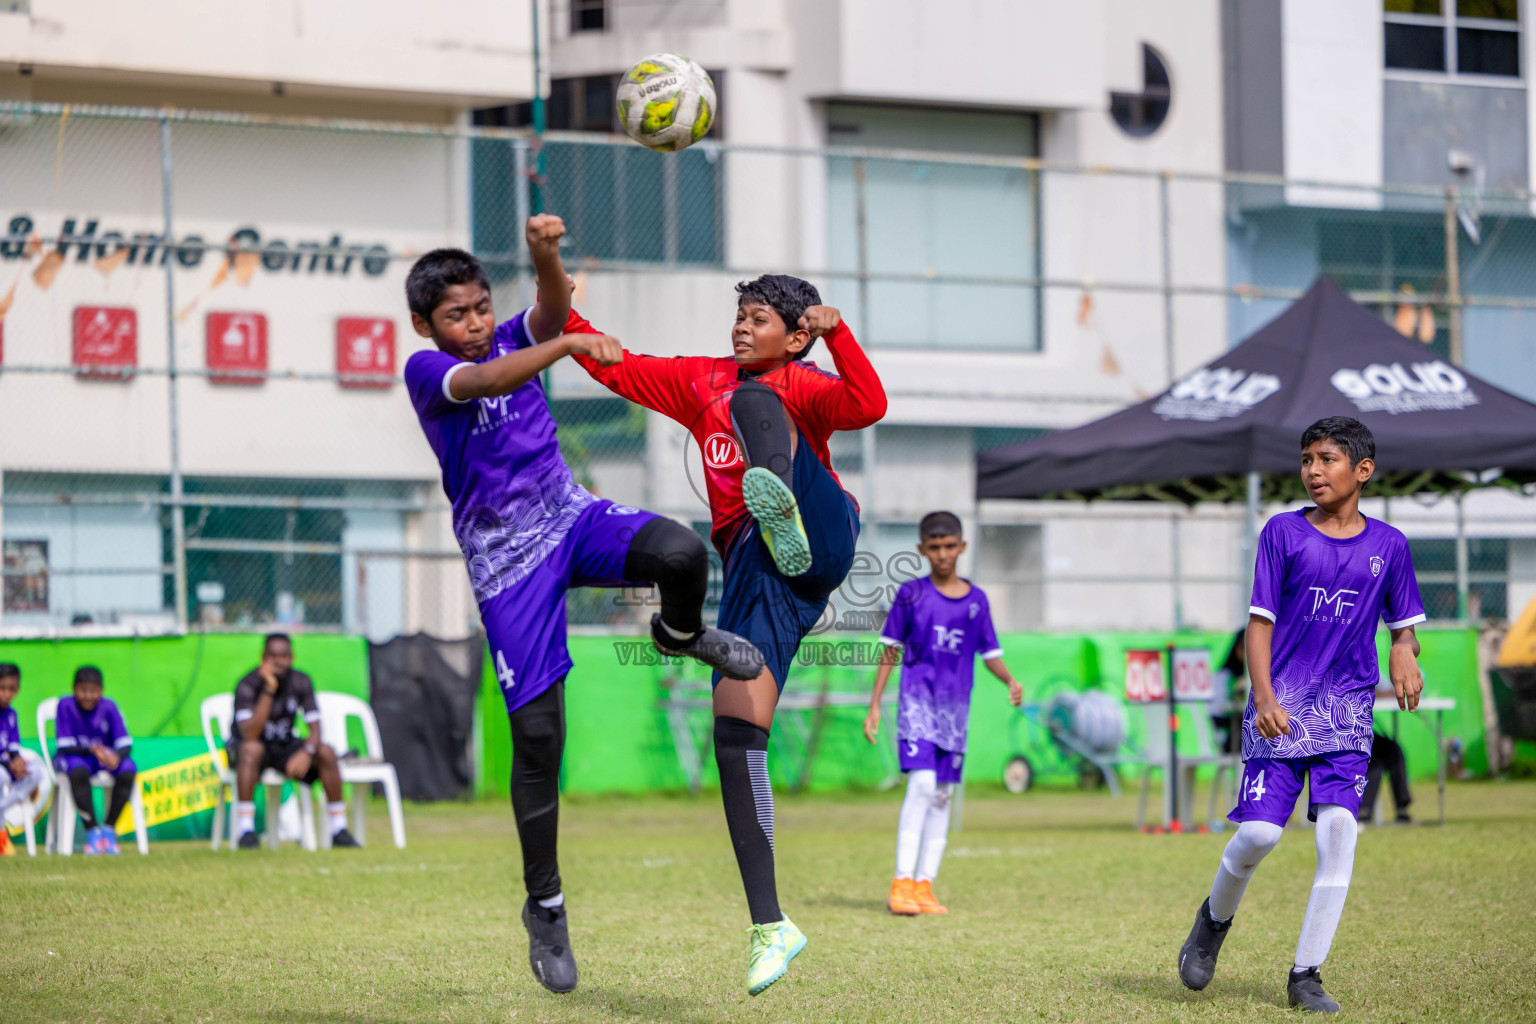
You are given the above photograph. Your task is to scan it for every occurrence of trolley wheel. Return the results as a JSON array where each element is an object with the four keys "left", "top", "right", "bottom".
[{"left": 1003, "top": 755, "right": 1034, "bottom": 794}]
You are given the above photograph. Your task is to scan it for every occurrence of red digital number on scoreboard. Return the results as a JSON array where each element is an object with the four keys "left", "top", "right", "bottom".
[
  {"left": 206, "top": 312, "right": 268, "bottom": 386},
  {"left": 336, "top": 317, "right": 395, "bottom": 389},
  {"left": 1124, "top": 649, "right": 1166, "bottom": 703},
  {"left": 73, "top": 306, "right": 137, "bottom": 379}
]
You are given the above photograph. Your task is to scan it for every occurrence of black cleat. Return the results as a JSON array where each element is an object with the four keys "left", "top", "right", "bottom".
[
  {"left": 651, "top": 615, "right": 764, "bottom": 681},
  {"left": 1178, "top": 898, "right": 1231, "bottom": 991},
  {"left": 237, "top": 831, "right": 261, "bottom": 850},
  {"left": 521, "top": 898, "right": 578, "bottom": 994},
  {"left": 330, "top": 828, "right": 362, "bottom": 848},
  {"left": 1288, "top": 966, "right": 1341, "bottom": 1013}
]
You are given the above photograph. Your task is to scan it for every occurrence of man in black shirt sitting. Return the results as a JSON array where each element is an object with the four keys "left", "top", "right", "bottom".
[{"left": 228, "top": 633, "right": 360, "bottom": 849}]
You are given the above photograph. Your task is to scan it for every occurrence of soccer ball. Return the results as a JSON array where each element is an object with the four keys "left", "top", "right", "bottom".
[{"left": 616, "top": 53, "right": 716, "bottom": 152}]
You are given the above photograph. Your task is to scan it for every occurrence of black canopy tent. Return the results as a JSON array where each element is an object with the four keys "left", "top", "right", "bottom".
[{"left": 977, "top": 277, "right": 1536, "bottom": 506}]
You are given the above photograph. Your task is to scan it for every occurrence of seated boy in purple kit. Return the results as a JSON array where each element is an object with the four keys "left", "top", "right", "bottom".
[
  {"left": 402, "top": 213, "right": 759, "bottom": 996},
  {"left": 0, "top": 663, "right": 46, "bottom": 856},
  {"left": 53, "top": 665, "right": 137, "bottom": 856},
  {"left": 1177, "top": 416, "right": 1425, "bottom": 1014}
]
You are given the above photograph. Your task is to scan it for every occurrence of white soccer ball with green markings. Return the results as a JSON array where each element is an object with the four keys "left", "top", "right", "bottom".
[{"left": 616, "top": 53, "right": 716, "bottom": 152}]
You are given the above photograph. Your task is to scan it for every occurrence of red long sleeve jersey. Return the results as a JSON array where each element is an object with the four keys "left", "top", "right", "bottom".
[{"left": 565, "top": 310, "right": 887, "bottom": 554}]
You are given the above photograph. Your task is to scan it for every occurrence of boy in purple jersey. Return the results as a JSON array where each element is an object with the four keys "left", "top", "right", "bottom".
[
  {"left": 53, "top": 666, "right": 137, "bottom": 856},
  {"left": 864, "top": 512, "right": 1022, "bottom": 916},
  {"left": 402, "top": 214, "right": 759, "bottom": 995},
  {"left": 1178, "top": 417, "right": 1425, "bottom": 1014},
  {"left": 0, "top": 664, "right": 46, "bottom": 856}
]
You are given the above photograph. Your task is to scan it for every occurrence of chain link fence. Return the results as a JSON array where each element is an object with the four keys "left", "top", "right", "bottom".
[{"left": 2, "top": 102, "right": 1534, "bottom": 639}]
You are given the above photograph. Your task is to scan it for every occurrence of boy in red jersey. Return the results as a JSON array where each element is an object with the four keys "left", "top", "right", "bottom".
[{"left": 568, "top": 274, "right": 886, "bottom": 994}]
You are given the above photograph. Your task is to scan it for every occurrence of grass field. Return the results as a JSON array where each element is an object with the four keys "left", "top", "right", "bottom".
[{"left": 5, "top": 781, "right": 1535, "bottom": 1023}]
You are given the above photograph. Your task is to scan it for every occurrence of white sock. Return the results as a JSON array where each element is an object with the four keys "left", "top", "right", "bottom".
[
  {"left": 328, "top": 801, "right": 348, "bottom": 836},
  {"left": 537, "top": 892, "right": 565, "bottom": 909},
  {"left": 895, "top": 769, "right": 934, "bottom": 879},
  {"left": 916, "top": 782, "right": 953, "bottom": 883},
  {"left": 236, "top": 801, "right": 256, "bottom": 836},
  {"left": 1294, "top": 804, "right": 1357, "bottom": 969},
  {"left": 1208, "top": 819, "right": 1284, "bottom": 920}
]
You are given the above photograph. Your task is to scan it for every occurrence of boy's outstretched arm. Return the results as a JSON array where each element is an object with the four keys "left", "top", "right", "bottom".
[
  {"left": 799, "top": 306, "right": 887, "bottom": 431},
  {"left": 448, "top": 333, "right": 622, "bottom": 401},
  {"left": 1388, "top": 625, "right": 1422, "bottom": 711},
  {"left": 524, "top": 215, "right": 574, "bottom": 343},
  {"left": 1246, "top": 615, "right": 1290, "bottom": 738},
  {"left": 983, "top": 658, "right": 1024, "bottom": 707},
  {"left": 864, "top": 643, "right": 903, "bottom": 744}
]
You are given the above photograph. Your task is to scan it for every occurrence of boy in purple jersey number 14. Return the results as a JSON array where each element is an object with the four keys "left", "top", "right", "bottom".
[
  {"left": 864, "top": 512, "right": 1023, "bottom": 917},
  {"left": 402, "top": 215, "right": 760, "bottom": 996},
  {"left": 1178, "top": 417, "right": 1425, "bottom": 1014}
]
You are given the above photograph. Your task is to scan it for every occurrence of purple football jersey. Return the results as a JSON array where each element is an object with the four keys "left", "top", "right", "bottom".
[
  {"left": 0, "top": 706, "right": 20, "bottom": 765},
  {"left": 879, "top": 577, "right": 1003, "bottom": 752},
  {"left": 404, "top": 309, "right": 595, "bottom": 605},
  {"left": 1245, "top": 509, "right": 1425, "bottom": 759},
  {"left": 54, "top": 696, "right": 132, "bottom": 753}
]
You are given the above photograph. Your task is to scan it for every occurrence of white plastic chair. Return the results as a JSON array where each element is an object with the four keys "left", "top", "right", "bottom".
[
  {"left": 200, "top": 694, "right": 316, "bottom": 852},
  {"left": 316, "top": 691, "right": 406, "bottom": 849},
  {"left": 2, "top": 748, "right": 52, "bottom": 857},
  {"left": 1133, "top": 702, "right": 1240, "bottom": 830},
  {"left": 36, "top": 696, "right": 148, "bottom": 855}
]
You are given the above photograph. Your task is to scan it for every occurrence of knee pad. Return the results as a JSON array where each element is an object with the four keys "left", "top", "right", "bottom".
[{"left": 629, "top": 517, "right": 707, "bottom": 584}]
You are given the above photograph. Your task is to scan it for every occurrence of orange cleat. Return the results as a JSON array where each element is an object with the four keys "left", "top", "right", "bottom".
[
  {"left": 912, "top": 880, "right": 948, "bottom": 914},
  {"left": 0, "top": 830, "right": 13, "bottom": 857},
  {"left": 888, "top": 877, "right": 920, "bottom": 915}
]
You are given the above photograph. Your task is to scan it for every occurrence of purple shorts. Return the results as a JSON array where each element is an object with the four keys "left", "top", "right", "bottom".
[
  {"left": 899, "top": 738, "right": 965, "bottom": 785},
  {"left": 1229, "top": 751, "right": 1369, "bottom": 827},
  {"left": 54, "top": 753, "right": 136, "bottom": 778},
  {"left": 482, "top": 499, "right": 658, "bottom": 715}
]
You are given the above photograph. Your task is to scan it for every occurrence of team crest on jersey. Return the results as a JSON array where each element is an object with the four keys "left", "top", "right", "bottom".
[
  {"left": 1370, "top": 556, "right": 1384, "bottom": 577},
  {"left": 1354, "top": 774, "right": 1367, "bottom": 797},
  {"left": 703, "top": 432, "right": 742, "bottom": 469}
]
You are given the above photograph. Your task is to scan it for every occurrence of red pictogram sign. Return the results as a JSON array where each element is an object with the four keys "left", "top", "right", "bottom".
[
  {"left": 73, "top": 306, "right": 137, "bottom": 379},
  {"left": 206, "top": 312, "right": 268, "bottom": 386},
  {"left": 336, "top": 317, "right": 395, "bottom": 389}
]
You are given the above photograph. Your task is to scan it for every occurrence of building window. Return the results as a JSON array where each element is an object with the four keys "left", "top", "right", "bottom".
[
  {"left": 570, "top": 0, "right": 606, "bottom": 33},
  {"left": 1385, "top": 0, "right": 1521, "bottom": 79},
  {"left": 1109, "top": 44, "right": 1173, "bottom": 138}
]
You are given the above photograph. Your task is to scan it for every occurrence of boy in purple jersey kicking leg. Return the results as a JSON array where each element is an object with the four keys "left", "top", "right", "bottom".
[
  {"left": 402, "top": 215, "right": 761, "bottom": 995},
  {"left": 863, "top": 512, "right": 1022, "bottom": 916},
  {"left": 1177, "top": 417, "right": 1425, "bottom": 1014}
]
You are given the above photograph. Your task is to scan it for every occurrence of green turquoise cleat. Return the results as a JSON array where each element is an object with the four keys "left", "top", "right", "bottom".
[
  {"left": 741, "top": 468, "right": 811, "bottom": 577},
  {"left": 745, "top": 916, "right": 807, "bottom": 996}
]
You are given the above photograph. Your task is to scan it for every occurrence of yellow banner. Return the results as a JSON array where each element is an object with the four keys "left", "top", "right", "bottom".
[{"left": 117, "top": 752, "right": 225, "bottom": 833}]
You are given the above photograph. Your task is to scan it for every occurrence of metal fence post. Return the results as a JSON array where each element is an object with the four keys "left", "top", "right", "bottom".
[
  {"left": 854, "top": 157, "right": 876, "bottom": 519},
  {"left": 1160, "top": 169, "right": 1175, "bottom": 385},
  {"left": 1455, "top": 490, "right": 1470, "bottom": 622},
  {"left": 160, "top": 111, "right": 188, "bottom": 630},
  {"left": 1240, "top": 471, "right": 1261, "bottom": 626},
  {"left": 1445, "top": 186, "right": 1463, "bottom": 366},
  {"left": 513, "top": 138, "right": 532, "bottom": 309}
]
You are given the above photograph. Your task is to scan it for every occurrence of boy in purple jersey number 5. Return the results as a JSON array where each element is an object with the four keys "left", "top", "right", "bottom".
[
  {"left": 402, "top": 215, "right": 759, "bottom": 996},
  {"left": 864, "top": 512, "right": 1023, "bottom": 917},
  {"left": 1178, "top": 417, "right": 1425, "bottom": 1014}
]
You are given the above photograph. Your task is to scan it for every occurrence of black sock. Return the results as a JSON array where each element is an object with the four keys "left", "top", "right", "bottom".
[
  {"left": 68, "top": 766, "right": 98, "bottom": 829},
  {"left": 729, "top": 380, "right": 794, "bottom": 490},
  {"left": 714, "top": 716, "right": 780, "bottom": 925},
  {"left": 510, "top": 682, "right": 566, "bottom": 903},
  {"left": 105, "top": 771, "right": 136, "bottom": 828},
  {"left": 624, "top": 516, "right": 708, "bottom": 636}
]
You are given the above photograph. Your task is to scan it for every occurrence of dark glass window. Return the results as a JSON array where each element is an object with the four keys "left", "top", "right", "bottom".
[
  {"left": 1385, "top": 0, "right": 1443, "bottom": 12},
  {"left": 1457, "top": 27, "right": 1521, "bottom": 74},
  {"left": 1385, "top": 23, "right": 1448, "bottom": 69},
  {"left": 1457, "top": 0, "right": 1518, "bottom": 20},
  {"left": 570, "top": 0, "right": 605, "bottom": 33},
  {"left": 1109, "top": 44, "right": 1172, "bottom": 138}
]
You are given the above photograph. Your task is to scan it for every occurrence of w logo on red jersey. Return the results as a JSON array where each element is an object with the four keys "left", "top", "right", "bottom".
[{"left": 703, "top": 432, "right": 742, "bottom": 469}]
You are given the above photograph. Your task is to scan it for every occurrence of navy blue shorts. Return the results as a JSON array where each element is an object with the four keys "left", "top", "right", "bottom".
[{"left": 714, "top": 437, "right": 859, "bottom": 691}]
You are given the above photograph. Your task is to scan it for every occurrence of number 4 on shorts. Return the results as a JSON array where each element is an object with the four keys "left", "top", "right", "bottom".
[
  {"left": 1245, "top": 767, "right": 1266, "bottom": 802},
  {"left": 495, "top": 650, "right": 516, "bottom": 691}
]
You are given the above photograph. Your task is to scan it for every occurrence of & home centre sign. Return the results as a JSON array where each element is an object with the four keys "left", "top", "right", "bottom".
[{"left": 1, "top": 214, "right": 391, "bottom": 276}]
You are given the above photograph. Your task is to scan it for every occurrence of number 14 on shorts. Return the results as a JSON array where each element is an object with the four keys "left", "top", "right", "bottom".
[
  {"left": 496, "top": 650, "right": 516, "bottom": 691},
  {"left": 1243, "top": 766, "right": 1267, "bottom": 802}
]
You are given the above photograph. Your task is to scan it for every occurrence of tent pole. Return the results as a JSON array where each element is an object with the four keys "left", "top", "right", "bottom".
[
  {"left": 1241, "top": 471, "right": 1261, "bottom": 626},
  {"left": 1160, "top": 170, "right": 1176, "bottom": 385},
  {"left": 1445, "top": 186, "right": 1463, "bottom": 366}
]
